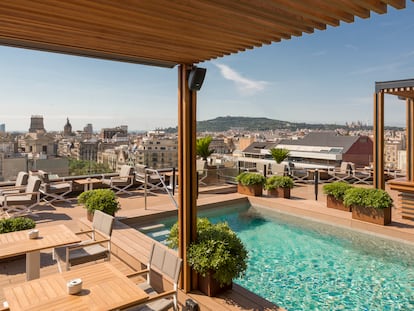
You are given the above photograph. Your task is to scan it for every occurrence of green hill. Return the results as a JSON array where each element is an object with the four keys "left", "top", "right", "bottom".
[{"left": 196, "top": 116, "right": 348, "bottom": 132}]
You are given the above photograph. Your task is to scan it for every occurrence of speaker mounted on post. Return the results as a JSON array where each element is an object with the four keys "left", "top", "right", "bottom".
[{"left": 188, "top": 67, "right": 206, "bottom": 91}]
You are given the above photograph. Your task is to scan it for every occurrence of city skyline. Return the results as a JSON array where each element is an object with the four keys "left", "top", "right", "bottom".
[{"left": 0, "top": 3, "right": 413, "bottom": 132}]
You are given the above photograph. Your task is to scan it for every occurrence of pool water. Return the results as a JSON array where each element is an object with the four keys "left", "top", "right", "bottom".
[{"left": 138, "top": 204, "right": 414, "bottom": 311}]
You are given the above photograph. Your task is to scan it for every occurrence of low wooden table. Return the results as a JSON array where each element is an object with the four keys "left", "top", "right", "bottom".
[
  {"left": 3, "top": 262, "right": 149, "bottom": 311},
  {"left": 74, "top": 178, "right": 101, "bottom": 192},
  {"left": 0, "top": 224, "right": 81, "bottom": 280}
]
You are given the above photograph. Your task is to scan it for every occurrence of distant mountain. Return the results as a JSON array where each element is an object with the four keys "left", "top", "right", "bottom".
[
  {"left": 159, "top": 116, "right": 402, "bottom": 133},
  {"left": 196, "top": 116, "right": 350, "bottom": 132}
]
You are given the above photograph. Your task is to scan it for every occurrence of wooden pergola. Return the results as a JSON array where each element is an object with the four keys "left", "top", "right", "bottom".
[
  {"left": 375, "top": 79, "right": 414, "bottom": 220},
  {"left": 0, "top": 0, "right": 408, "bottom": 292}
]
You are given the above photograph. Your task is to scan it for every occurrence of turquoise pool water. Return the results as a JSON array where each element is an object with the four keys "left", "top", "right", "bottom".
[{"left": 138, "top": 204, "right": 414, "bottom": 311}]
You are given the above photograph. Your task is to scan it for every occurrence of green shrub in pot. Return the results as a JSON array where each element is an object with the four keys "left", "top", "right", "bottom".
[
  {"left": 235, "top": 172, "right": 266, "bottom": 186},
  {"left": 167, "top": 218, "right": 248, "bottom": 287},
  {"left": 78, "top": 189, "right": 120, "bottom": 216},
  {"left": 322, "top": 182, "right": 353, "bottom": 201},
  {"left": 0, "top": 217, "right": 36, "bottom": 234},
  {"left": 265, "top": 175, "right": 294, "bottom": 190}
]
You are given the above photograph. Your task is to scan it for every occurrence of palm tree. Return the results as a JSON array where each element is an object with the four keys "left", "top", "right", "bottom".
[
  {"left": 270, "top": 148, "right": 289, "bottom": 164},
  {"left": 196, "top": 136, "right": 215, "bottom": 161}
]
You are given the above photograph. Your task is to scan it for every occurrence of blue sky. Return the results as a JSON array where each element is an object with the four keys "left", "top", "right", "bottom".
[{"left": 1, "top": 3, "right": 414, "bottom": 132}]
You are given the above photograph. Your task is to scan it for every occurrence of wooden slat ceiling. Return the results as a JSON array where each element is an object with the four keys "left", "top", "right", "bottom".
[{"left": 0, "top": 0, "right": 408, "bottom": 68}]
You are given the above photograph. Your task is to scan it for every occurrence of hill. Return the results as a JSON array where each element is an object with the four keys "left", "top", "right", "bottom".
[{"left": 196, "top": 116, "right": 349, "bottom": 132}]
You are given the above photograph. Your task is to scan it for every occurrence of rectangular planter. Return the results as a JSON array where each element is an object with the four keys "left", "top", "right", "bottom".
[
  {"left": 237, "top": 184, "right": 263, "bottom": 196},
  {"left": 352, "top": 205, "right": 391, "bottom": 225},
  {"left": 198, "top": 272, "right": 232, "bottom": 297},
  {"left": 326, "top": 195, "right": 351, "bottom": 212},
  {"left": 267, "top": 187, "right": 291, "bottom": 199}
]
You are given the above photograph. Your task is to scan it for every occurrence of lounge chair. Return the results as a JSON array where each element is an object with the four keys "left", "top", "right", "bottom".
[
  {"left": 101, "top": 165, "right": 135, "bottom": 195},
  {"left": 349, "top": 163, "right": 372, "bottom": 184},
  {"left": 0, "top": 171, "right": 29, "bottom": 195},
  {"left": 53, "top": 210, "right": 114, "bottom": 272},
  {"left": 0, "top": 175, "right": 41, "bottom": 217},
  {"left": 126, "top": 243, "right": 182, "bottom": 311},
  {"left": 327, "top": 162, "right": 353, "bottom": 182},
  {"left": 197, "top": 159, "right": 208, "bottom": 185},
  {"left": 38, "top": 170, "right": 73, "bottom": 204}
]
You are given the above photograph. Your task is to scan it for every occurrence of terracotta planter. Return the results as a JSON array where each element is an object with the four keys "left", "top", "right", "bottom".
[
  {"left": 268, "top": 187, "right": 291, "bottom": 199},
  {"left": 237, "top": 184, "right": 263, "bottom": 196},
  {"left": 352, "top": 205, "right": 391, "bottom": 225},
  {"left": 198, "top": 272, "right": 232, "bottom": 297},
  {"left": 326, "top": 195, "right": 351, "bottom": 212},
  {"left": 87, "top": 210, "right": 94, "bottom": 221}
]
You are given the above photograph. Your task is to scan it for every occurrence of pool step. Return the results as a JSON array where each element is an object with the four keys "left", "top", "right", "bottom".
[
  {"left": 138, "top": 224, "right": 166, "bottom": 232},
  {"left": 150, "top": 229, "right": 170, "bottom": 238}
]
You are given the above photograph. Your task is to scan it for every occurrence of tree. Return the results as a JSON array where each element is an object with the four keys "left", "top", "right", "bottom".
[
  {"left": 269, "top": 148, "right": 289, "bottom": 164},
  {"left": 196, "top": 136, "right": 215, "bottom": 160}
]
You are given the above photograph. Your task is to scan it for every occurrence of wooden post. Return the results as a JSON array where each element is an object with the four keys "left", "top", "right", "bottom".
[
  {"left": 373, "top": 92, "right": 385, "bottom": 189},
  {"left": 177, "top": 64, "right": 198, "bottom": 292},
  {"left": 407, "top": 98, "right": 414, "bottom": 182}
]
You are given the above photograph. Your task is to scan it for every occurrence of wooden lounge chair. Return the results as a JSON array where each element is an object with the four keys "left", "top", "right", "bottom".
[
  {"left": 126, "top": 243, "right": 182, "bottom": 311},
  {"left": 101, "top": 165, "right": 135, "bottom": 195},
  {"left": 53, "top": 210, "right": 114, "bottom": 272},
  {"left": 0, "top": 175, "right": 41, "bottom": 217}
]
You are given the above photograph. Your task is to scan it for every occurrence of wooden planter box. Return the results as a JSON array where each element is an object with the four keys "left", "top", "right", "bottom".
[
  {"left": 326, "top": 195, "right": 351, "bottom": 212},
  {"left": 352, "top": 205, "right": 391, "bottom": 225},
  {"left": 237, "top": 184, "right": 263, "bottom": 196},
  {"left": 198, "top": 272, "right": 232, "bottom": 297},
  {"left": 268, "top": 187, "right": 291, "bottom": 199}
]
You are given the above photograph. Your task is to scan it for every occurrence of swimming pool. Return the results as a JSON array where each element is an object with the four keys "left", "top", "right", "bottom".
[{"left": 136, "top": 203, "right": 414, "bottom": 310}]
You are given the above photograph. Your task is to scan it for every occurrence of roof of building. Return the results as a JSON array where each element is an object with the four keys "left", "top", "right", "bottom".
[
  {"left": 278, "top": 132, "right": 361, "bottom": 153},
  {"left": 242, "top": 141, "right": 277, "bottom": 155}
]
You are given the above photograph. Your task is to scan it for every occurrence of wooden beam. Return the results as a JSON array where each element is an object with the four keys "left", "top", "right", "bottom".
[
  {"left": 373, "top": 92, "right": 385, "bottom": 189},
  {"left": 407, "top": 98, "right": 414, "bottom": 181}
]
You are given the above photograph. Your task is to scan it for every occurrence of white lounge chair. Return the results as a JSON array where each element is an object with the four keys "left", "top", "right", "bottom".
[
  {"left": 38, "top": 170, "right": 73, "bottom": 204},
  {"left": 126, "top": 243, "right": 182, "bottom": 311},
  {"left": 0, "top": 175, "right": 41, "bottom": 217},
  {"left": 0, "top": 171, "right": 29, "bottom": 195},
  {"left": 101, "top": 165, "right": 135, "bottom": 195},
  {"left": 53, "top": 210, "right": 114, "bottom": 272},
  {"left": 197, "top": 159, "right": 208, "bottom": 186}
]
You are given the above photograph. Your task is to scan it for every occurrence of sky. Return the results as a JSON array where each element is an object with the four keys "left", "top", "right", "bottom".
[{"left": 1, "top": 3, "right": 414, "bottom": 132}]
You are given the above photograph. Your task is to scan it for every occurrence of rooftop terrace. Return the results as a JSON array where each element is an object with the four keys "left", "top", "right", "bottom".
[{"left": 1, "top": 179, "right": 413, "bottom": 310}]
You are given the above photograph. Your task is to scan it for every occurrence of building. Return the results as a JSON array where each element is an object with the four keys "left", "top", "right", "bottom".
[
  {"left": 63, "top": 118, "right": 73, "bottom": 136},
  {"left": 0, "top": 124, "right": 5, "bottom": 133},
  {"left": 132, "top": 131, "right": 178, "bottom": 169},
  {"left": 28, "top": 115, "right": 46, "bottom": 133}
]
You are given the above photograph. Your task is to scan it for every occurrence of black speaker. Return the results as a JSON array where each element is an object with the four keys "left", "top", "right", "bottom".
[{"left": 188, "top": 67, "right": 206, "bottom": 91}]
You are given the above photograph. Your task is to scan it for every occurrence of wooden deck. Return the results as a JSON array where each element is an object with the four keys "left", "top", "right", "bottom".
[{"left": 1, "top": 183, "right": 413, "bottom": 310}]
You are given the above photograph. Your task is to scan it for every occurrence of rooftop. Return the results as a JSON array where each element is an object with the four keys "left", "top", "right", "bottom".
[{"left": 1, "top": 181, "right": 412, "bottom": 310}]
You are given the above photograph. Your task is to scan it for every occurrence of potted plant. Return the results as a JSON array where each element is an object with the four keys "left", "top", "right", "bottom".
[
  {"left": 168, "top": 218, "right": 248, "bottom": 297},
  {"left": 196, "top": 136, "right": 215, "bottom": 161},
  {"left": 269, "top": 148, "right": 290, "bottom": 164},
  {"left": 235, "top": 172, "right": 266, "bottom": 196},
  {"left": 343, "top": 187, "right": 393, "bottom": 225},
  {"left": 0, "top": 217, "right": 36, "bottom": 234},
  {"left": 78, "top": 189, "right": 120, "bottom": 221},
  {"left": 322, "top": 182, "right": 354, "bottom": 211},
  {"left": 265, "top": 175, "right": 294, "bottom": 198},
  {"left": 0, "top": 217, "right": 36, "bottom": 261}
]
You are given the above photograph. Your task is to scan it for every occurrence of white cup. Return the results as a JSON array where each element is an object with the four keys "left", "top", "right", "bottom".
[
  {"left": 28, "top": 229, "right": 39, "bottom": 239},
  {"left": 67, "top": 278, "right": 83, "bottom": 295}
]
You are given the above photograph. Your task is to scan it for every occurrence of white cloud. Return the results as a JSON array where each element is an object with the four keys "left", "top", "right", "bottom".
[{"left": 214, "top": 63, "right": 268, "bottom": 95}]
